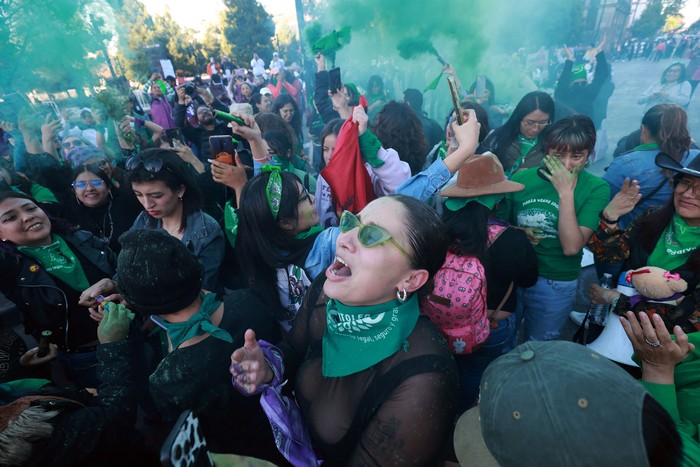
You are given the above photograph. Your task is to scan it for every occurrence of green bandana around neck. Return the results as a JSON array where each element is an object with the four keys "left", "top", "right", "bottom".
[
  {"left": 295, "top": 225, "right": 323, "bottom": 240},
  {"left": 633, "top": 142, "right": 659, "bottom": 151},
  {"left": 322, "top": 294, "right": 420, "bottom": 377},
  {"left": 648, "top": 213, "right": 700, "bottom": 271},
  {"left": 18, "top": 235, "right": 90, "bottom": 292},
  {"left": 505, "top": 135, "right": 538, "bottom": 177},
  {"left": 150, "top": 293, "right": 232, "bottom": 351}
]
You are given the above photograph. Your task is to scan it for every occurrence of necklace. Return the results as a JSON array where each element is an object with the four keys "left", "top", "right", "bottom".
[{"left": 102, "top": 200, "right": 114, "bottom": 242}]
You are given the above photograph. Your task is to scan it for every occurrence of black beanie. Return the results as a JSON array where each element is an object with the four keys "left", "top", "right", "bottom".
[{"left": 117, "top": 229, "right": 203, "bottom": 315}]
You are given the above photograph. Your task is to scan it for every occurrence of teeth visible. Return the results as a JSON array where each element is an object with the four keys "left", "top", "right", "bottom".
[
  {"left": 331, "top": 269, "right": 337, "bottom": 275},
  {"left": 336, "top": 256, "right": 348, "bottom": 267},
  {"left": 27, "top": 223, "right": 42, "bottom": 231}
]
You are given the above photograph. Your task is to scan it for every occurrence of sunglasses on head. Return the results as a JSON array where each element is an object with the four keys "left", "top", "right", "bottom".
[
  {"left": 125, "top": 156, "right": 164, "bottom": 173},
  {"left": 339, "top": 210, "right": 410, "bottom": 259},
  {"left": 73, "top": 179, "right": 105, "bottom": 190},
  {"left": 62, "top": 140, "right": 85, "bottom": 149}
]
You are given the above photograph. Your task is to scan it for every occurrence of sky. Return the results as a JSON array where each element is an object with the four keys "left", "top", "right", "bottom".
[
  {"left": 139, "top": 0, "right": 700, "bottom": 35},
  {"left": 139, "top": 0, "right": 297, "bottom": 31}
]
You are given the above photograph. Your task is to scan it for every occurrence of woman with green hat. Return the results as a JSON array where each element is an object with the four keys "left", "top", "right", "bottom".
[{"left": 426, "top": 154, "right": 538, "bottom": 411}]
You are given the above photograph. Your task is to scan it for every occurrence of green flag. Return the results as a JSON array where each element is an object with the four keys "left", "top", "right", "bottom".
[{"left": 424, "top": 72, "right": 443, "bottom": 92}]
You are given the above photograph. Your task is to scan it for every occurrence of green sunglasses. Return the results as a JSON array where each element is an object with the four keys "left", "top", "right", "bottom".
[{"left": 339, "top": 210, "right": 411, "bottom": 259}]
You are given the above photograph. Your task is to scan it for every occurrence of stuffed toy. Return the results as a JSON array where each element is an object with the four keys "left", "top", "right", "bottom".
[{"left": 626, "top": 266, "right": 688, "bottom": 307}]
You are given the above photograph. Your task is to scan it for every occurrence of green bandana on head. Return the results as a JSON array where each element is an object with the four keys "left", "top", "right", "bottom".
[
  {"left": 648, "top": 213, "right": 700, "bottom": 271},
  {"left": 261, "top": 165, "right": 282, "bottom": 219},
  {"left": 150, "top": 293, "right": 232, "bottom": 351},
  {"left": 322, "top": 294, "right": 420, "bottom": 377},
  {"left": 18, "top": 235, "right": 90, "bottom": 292}
]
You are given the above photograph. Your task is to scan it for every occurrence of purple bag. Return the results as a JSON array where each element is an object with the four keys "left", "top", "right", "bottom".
[{"left": 232, "top": 340, "right": 321, "bottom": 466}]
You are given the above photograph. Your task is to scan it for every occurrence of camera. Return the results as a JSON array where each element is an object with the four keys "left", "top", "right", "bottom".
[{"left": 184, "top": 82, "right": 197, "bottom": 96}]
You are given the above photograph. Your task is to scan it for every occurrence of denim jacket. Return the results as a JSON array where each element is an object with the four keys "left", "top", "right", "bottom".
[
  {"left": 131, "top": 210, "right": 225, "bottom": 290},
  {"left": 604, "top": 149, "right": 698, "bottom": 229}
]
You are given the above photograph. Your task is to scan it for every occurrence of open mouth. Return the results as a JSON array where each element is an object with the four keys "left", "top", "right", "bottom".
[
  {"left": 329, "top": 256, "right": 352, "bottom": 277},
  {"left": 27, "top": 222, "right": 43, "bottom": 232}
]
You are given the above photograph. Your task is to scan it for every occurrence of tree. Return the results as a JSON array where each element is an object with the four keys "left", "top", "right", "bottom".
[
  {"left": 630, "top": 0, "right": 686, "bottom": 38},
  {"left": 0, "top": 0, "right": 112, "bottom": 95},
  {"left": 219, "top": 0, "right": 275, "bottom": 65},
  {"left": 108, "top": 0, "right": 202, "bottom": 81}
]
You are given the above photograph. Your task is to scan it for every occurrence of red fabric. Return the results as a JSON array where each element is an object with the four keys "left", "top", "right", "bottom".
[
  {"left": 359, "top": 95, "right": 368, "bottom": 109},
  {"left": 320, "top": 116, "right": 376, "bottom": 216}
]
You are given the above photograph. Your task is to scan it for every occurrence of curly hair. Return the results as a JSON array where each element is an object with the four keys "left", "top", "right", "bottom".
[{"left": 372, "top": 101, "right": 428, "bottom": 175}]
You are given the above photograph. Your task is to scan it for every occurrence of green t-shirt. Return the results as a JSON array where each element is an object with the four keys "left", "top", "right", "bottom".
[{"left": 498, "top": 167, "right": 610, "bottom": 281}]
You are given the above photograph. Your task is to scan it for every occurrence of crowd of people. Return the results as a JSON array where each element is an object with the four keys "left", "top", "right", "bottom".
[{"left": 0, "top": 37, "right": 698, "bottom": 467}]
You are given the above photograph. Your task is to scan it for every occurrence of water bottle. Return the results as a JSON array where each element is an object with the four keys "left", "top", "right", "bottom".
[{"left": 588, "top": 273, "right": 614, "bottom": 326}]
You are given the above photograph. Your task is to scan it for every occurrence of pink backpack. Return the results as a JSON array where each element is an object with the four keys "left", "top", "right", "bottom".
[{"left": 420, "top": 224, "right": 506, "bottom": 354}]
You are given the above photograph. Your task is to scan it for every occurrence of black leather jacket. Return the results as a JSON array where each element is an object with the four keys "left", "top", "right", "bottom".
[{"left": 0, "top": 230, "right": 116, "bottom": 347}]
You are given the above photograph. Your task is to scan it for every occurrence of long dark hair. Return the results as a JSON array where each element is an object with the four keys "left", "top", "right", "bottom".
[
  {"left": 443, "top": 202, "right": 491, "bottom": 264},
  {"left": 641, "top": 104, "right": 691, "bottom": 162},
  {"left": 661, "top": 61, "right": 687, "bottom": 84},
  {"left": 0, "top": 191, "right": 75, "bottom": 245},
  {"left": 319, "top": 118, "right": 344, "bottom": 170},
  {"left": 271, "top": 94, "right": 301, "bottom": 138},
  {"left": 127, "top": 148, "right": 203, "bottom": 233},
  {"left": 373, "top": 101, "right": 428, "bottom": 175},
  {"left": 489, "top": 91, "right": 554, "bottom": 156},
  {"left": 236, "top": 171, "right": 317, "bottom": 311},
  {"left": 642, "top": 395, "right": 683, "bottom": 466}
]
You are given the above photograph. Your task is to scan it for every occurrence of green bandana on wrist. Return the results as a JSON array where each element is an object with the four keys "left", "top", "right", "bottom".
[
  {"left": 295, "top": 225, "right": 324, "bottom": 239},
  {"left": 322, "top": 294, "right": 420, "bottom": 377},
  {"left": 261, "top": 165, "right": 283, "bottom": 219},
  {"left": 648, "top": 213, "right": 700, "bottom": 271},
  {"left": 358, "top": 130, "right": 384, "bottom": 168},
  {"left": 150, "top": 293, "right": 232, "bottom": 351},
  {"left": 18, "top": 235, "right": 90, "bottom": 292}
]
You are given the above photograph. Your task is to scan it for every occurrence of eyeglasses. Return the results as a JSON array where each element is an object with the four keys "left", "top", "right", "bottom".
[
  {"left": 62, "top": 140, "right": 85, "bottom": 149},
  {"left": 339, "top": 210, "right": 411, "bottom": 259},
  {"left": 298, "top": 186, "right": 311, "bottom": 204},
  {"left": 125, "top": 156, "right": 163, "bottom": 172},
  {"left": 73, "top": 179, "right": 105, "bottom": 190},
  {"left": 522, "top": 119, "right": 550, "bottom": 129},
  {"left": 675, "top": 177, "right": 700, "bottom": 199}
]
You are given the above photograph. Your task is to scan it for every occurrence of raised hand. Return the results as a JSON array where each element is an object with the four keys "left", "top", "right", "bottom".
[
  {"left": 542, "top": 155, "right": 583, "bottom": 195},
  {"left": 602, "top": 178, "right": 641, "bottom": 223},
  {"left": 230, "top": 329, "right": 273, "bottom": 394},
  {"left": 352, "top": 105, "right": 368, "bottom": 135},
  {"left": 620, "top": 311, "right": 695, "bottom": 384}
]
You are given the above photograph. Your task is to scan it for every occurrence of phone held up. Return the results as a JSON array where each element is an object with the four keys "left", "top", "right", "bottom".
[{"left": 208, "top": 135, "right": 237, "bottom": 165}]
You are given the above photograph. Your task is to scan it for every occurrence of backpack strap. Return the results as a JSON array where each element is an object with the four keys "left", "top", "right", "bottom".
[{"left": 486, "top": 223, "right": 514, "bottom": 324}]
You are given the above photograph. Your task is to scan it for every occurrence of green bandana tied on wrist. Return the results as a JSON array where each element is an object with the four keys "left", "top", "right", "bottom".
[
  {"left": 322, "top": 294, "right": 420, "bottom": 377},
  {"left": 150, "top": 293, "right": 232, "bottom": 351},
  {"left": 18, "top": 235, "right": 90, "bottom": 292},
  {"left": 261, "top": 164, "right": 283, "bottom": 220},
  {"left": 358, "top": 130, "right": 384, "bottom": 168},
  {"left": 224, "top": 200, "right": 238, "bottom": 247}
]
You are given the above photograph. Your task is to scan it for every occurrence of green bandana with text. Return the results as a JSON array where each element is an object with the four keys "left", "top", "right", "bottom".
[{"left": 322, "top": 294, "right": 419, "bottom": 377}]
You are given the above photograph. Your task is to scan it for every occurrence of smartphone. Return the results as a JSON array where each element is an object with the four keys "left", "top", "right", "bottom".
[
  {"left": 447, "top": 76, "right": 465, "bottom": 125},
  {"left": 209, "top": 135, "right": 236, "bottom": 164},
  {"left": 165, "top": 128, "right": 185, "bottom": 147},
  {"left": 475, "top": 75, "right": 487, "bottom": 100},
  {"left": 537, "top": 165, "right": 552, "bottom": 181},
  {"left": 160, "top": 410, "right": 213, "bottom": 467},
  {"left": 329, "top": 67, "right": 342, "bottom": 93}
]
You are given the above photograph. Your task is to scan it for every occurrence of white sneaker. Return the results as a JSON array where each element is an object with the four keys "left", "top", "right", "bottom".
[{"left": 569, "top": 311, "right": 587, "bottom": 327}]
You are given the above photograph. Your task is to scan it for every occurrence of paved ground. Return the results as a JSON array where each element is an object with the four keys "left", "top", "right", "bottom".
[{"left": 589, "top": 56, "right": 700, "bottom": 176}]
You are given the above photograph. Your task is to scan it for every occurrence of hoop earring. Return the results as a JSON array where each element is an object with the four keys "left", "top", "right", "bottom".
[{"left": 396, "top": 288, "right": 408, "bottom": 303}]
